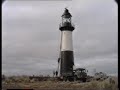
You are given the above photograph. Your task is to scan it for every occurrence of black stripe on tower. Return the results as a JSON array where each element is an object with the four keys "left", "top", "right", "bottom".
[
  {"left": 59, "top": 22, "right": 75, "bottom": 31},
  {"left": 60, "top": 51, "right": 74, "bottom": 76}
]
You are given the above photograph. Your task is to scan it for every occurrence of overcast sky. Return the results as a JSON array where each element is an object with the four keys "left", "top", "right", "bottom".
[{"left": 2, "top": 0, "right": 118, "bottom": 76}]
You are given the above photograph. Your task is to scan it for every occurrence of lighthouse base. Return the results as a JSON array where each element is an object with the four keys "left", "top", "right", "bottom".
[{"left": 60, "top": 51, "right": 74, "bottom": 77}]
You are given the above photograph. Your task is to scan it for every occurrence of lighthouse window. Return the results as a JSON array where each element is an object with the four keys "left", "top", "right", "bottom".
[{"left": 63, "top": 18, "right": 70, "bottom": 23}]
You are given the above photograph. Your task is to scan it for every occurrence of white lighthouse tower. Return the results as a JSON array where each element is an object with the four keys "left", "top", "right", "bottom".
[{"left": 58, "top": 8, "right": 75, "bottom": 80}]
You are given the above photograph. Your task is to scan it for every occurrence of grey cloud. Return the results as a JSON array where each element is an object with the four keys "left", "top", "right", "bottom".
[{"left": 2, "top": 0, "right": 118, "bottom": 76}]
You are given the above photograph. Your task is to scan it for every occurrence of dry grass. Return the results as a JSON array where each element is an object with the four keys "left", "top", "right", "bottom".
[{"left": 2, "top": 76, "right": 118, "bottom": 90}]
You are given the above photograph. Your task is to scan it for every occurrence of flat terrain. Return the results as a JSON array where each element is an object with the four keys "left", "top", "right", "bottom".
[
  {"left": 2, "top": 76, "right": 118, "bottom": 90},
  {"left": 2, "top": 80, "right": 118, "bottom": 90}
]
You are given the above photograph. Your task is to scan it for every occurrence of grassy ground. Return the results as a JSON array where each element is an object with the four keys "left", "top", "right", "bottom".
[{"left": 2, "top": 80, "right": 118, "bottom": 90}]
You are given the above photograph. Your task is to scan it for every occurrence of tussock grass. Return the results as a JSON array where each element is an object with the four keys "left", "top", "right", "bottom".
[{"left": 2, "top": 76, "right": 118, "bottom": 90}]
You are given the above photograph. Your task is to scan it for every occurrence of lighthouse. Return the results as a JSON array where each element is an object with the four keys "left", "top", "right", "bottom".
[{"left": 58, "top": 8, "right": 75, "bottom": 80}]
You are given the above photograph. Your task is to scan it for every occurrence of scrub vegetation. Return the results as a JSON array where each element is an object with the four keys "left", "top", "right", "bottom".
[{"left": 2, "top": 75, "right": 118, "bottom": 90}]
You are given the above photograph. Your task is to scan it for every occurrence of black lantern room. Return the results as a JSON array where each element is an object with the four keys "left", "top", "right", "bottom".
[{"left": 59, "top": 8, "right": 75, "bottom": 31}]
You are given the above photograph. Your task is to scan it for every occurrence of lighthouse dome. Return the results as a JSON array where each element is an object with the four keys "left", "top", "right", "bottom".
[{"left": 62, "top": 8, "right": 72, "bottom": 18}]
